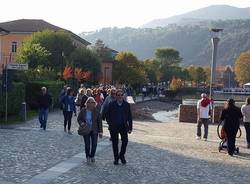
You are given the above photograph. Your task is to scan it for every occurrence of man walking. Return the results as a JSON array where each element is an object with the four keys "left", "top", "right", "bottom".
[
  {"left": 196, "top": 93, "right": 211, "bottom": 141},
  {"left": 107, "top": 89, "right": 133, "bottom": 165},
  {"left": 38, "top": 87, "right": 52, "bottom": 130}
]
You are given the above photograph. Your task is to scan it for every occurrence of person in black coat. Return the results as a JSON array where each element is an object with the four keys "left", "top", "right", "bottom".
[
  {"left": 106, "top": 89, "right": 133, "bottom": 165},
  {"left": 37, "top": 87, "right": 52, "bottom": 130},
  {"left": 220, "top": 99, "right": 243, "bottom": 156}
]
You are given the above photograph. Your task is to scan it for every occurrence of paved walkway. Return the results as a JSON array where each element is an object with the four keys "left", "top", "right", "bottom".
[{"left": 0, "top": 110, "right": 250, "bottom": 184}]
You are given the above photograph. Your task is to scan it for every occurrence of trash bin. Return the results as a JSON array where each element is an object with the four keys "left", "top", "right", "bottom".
[{"left": 21, "top": 102, "right": 27, "bottom": 121}]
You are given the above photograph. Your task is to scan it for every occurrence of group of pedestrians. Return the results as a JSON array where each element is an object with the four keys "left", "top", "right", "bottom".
[
  {"left": 38, "top": 85, "right": 133, "bottom": 165},
  {"left": 196, "top": 93, "right": 250, "bottom": 156}
]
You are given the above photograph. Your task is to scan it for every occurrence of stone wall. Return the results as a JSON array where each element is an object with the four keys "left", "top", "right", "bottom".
[{"left": 179, "top": 104, "right": 224, "bottom": 123}]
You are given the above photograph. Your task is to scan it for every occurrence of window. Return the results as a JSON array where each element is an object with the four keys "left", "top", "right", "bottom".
[{"left": 11, "top": 41, "right": 17, "bottom": 53}]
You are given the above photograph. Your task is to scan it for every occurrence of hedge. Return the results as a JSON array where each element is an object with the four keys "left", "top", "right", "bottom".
[
  {"left": 26, "top": 80, "right": 64, "bottom": 109},
  {"left": 0, "top": 82, "right": 25, "bottom": 117}
]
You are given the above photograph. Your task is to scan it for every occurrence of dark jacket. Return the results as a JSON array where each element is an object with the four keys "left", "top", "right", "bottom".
[
  {"left": 77, "top": 108, "right": 103, "bottom": 134},
  {"left": 106, "top": 100, "right": 133, "bottom": 132},
  {"left": 80, "top": 95, "right": 91, "bottom": 109},
  {"left": 220, "top": 106, "right": 243, "bottom": 131},
  {"left": 61, "top": 95, "right": 76, "bottom": 113},
  {"left": 38, "top": 94, "right": 52, "bottom": 109}
]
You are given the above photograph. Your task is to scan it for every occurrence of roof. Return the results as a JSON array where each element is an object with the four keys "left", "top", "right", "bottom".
[{"left": 0, "top": 19, "right": 90, "bottom": 45}]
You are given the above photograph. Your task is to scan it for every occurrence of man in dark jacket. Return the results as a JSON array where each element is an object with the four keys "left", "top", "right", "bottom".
[
  {"left": 106, "top": 89, "right": 133, "bottom": 165},
  {"left": 38, "top": 87, "right": 52, "bottom": 130}
]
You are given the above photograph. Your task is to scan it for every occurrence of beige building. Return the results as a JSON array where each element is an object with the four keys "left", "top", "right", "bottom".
[
  {"left": 0, "top": 19, "right": 90, "bottom": 70},
  {"left": 0, "top": 19, "right": 116, "bottom": 84}
]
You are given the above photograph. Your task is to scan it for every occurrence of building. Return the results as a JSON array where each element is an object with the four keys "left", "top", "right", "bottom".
[{"left": 0, "top": 19, "right": 90, "bottom": 70}]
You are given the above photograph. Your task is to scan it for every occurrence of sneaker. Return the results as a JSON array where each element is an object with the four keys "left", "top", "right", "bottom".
[
  {"left": 68, "top": 131, "right": 73, "bottom": 135},
  {"left": 86, "top": 157, "right": 91, "bottom": 164},
  {"left": 204, "top": 138, "right": 207, "bottom": 141},
  {"left": 91, "top": 157, "right": 95, "bottom": 163},
  {"left": 120, "top": 156, "right": 127, "bottom": 165},
  {"left": 113, "top": 159, "right": 119, "bottom": 165},
  {"left": 196, "top": 136, "right": 201, "bottom": 140}
]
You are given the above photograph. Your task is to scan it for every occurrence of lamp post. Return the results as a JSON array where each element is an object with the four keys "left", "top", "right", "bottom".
[
  {"left": 209, "top": 28, "right": 223, "bottom": 99},
  {"left": 209, "top": 28, "right": 223, "bottom": 124}
]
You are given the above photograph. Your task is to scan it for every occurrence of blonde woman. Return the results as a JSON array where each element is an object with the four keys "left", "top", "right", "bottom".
[{"left": 77, "top": 97, "right": 103, "bottom": 164}]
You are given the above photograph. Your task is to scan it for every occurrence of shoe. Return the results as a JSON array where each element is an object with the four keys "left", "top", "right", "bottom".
[
  {"left": 204, "top": 138, "right": 207, "bottom": 141},
  {"left": 91, "top": 157, "right": 95, "bottom": 163},
  {"left": 113, "top": 159, "right": 119, "bottom": 165},
  {"left": 86, "top": 157, "right": 91, "bottom": 164},
  {"left": 120, "top": 155, "right": 127, "bottom": 164},
  {"left": 68, "top": 131, "right": 73, "bottom": 135},
  {"left": 196, "top": 136, "right": 201, "bottom": 140}
]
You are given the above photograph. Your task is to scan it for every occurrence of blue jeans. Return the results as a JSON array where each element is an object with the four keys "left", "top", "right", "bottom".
[
  {"left": 39, "top": 108, "right": 49, "bottom": 130},
  {"left": 83, "top": 131, "right": 98, "bottom": 158}
]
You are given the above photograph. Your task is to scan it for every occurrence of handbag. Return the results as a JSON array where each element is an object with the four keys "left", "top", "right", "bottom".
[{"left": 78, "top": 122, "right": 91, "bottom": 136}]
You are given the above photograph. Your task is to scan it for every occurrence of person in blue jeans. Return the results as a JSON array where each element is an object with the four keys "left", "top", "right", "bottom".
[
  {"left": 77, "top": 97, "right": 103, "bottom": 164},
  {"left": 37, "top": 87, "right": 52, "bottom": 130},
  {"left": 61, "top": 87, "right": 76, "bottom": 134}
]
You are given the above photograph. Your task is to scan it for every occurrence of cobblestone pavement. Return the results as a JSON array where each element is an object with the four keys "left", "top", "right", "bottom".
[{"left": 1, "top": 110, "right": 250, "bottom": 184}]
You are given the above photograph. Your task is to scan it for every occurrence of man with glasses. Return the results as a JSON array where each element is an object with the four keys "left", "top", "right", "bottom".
[{"left": 106, "top": 89, "right": 133, "bottom": 165}]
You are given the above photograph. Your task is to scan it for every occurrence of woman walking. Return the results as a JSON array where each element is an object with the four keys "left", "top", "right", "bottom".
[
  {"left": 220, "top": 99, "right": 243, "bottom": 156},
  {"left": 61, "top": 87, "right": 76, "bottom": 134},
  {"left": 77, "top": 97, "right": 103, "bottom": 164},
  {"left": 241, "top": 97, "right": 250, "bottom": 149}
]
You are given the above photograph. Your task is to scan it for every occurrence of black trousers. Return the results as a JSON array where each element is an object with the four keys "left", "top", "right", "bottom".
[
  {"left": 110, "top": 126, "right": 128, "bottom": 160},
  {"left": 224, "top": 126, "right": 238, "bottom": 155},
  {"left": 244, "top": 123, "right": 250, "bottom": 144},
  {"left": 83, "top": 131, "right": 98, "bottom": 158},
  {"left": 63, "top": 111, "right": 73, "bottom": 130}
]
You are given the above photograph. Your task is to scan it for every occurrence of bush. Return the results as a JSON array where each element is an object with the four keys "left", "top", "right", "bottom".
[
  {"left": 0, "top": 81, "right": 25, "bottom": 117},
  {"left": 26, "top": 80, "right": 64, "bottom": 109}
]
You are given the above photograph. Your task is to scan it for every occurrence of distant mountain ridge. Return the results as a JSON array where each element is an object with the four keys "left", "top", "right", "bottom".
[
  {"left": 142, "top": 5, "right": 250, "bottom": 28},
  {"left": 81, "top": 19, "right": 250, "bottom": 67}
]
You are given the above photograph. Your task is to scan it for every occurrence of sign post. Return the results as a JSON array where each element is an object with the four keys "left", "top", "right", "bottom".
[{"left": 4, "top": 64, "right": 28, "bottom": 123}]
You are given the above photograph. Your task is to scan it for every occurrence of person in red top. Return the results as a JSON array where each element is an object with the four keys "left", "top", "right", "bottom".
[{"left": 196, "top": 93, "right": 212, "bottom": 141}]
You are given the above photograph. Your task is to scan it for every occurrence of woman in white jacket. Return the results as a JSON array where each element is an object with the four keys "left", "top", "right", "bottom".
[{"left": 241, "top": 98, "right": 250, "bottom": 149}]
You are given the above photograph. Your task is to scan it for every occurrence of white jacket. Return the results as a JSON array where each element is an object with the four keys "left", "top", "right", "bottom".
[{"left": 241, "top": 104, "right": 250, "bottom": 123}]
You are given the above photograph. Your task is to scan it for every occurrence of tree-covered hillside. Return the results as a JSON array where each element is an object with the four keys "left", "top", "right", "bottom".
[{"left": 81, "top": 20, "right": 250, "bottom": 66}]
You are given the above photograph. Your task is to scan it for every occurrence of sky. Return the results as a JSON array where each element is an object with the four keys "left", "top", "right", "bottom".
[{"left": 0, "top": 0, "right": 250, "bottom": 33}]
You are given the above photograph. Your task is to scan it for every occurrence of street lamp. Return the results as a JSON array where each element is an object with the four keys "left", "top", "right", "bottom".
[{"left": 209, "top": 28, "right": 223, "bottom": 99}]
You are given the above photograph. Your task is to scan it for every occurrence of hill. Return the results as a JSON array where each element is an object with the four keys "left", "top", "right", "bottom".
[
  {"left": 142, "top": 5, "right": 250, "bottom": 28},
  {"left": 81, "top": 20, "right": 250, "bottom": 66}
]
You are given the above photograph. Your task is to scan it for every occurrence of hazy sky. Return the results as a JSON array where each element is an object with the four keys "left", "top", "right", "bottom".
[{"left": 0, "top": 0, "right": 250, "bottom": 33}]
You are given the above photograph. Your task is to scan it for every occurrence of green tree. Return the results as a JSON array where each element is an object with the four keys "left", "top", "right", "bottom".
[
  {"left": 235, "top": 50, "right": 250, "bottom": 85},
  {"left": 195, "top": 67, "right": 206, "bottom": 86},
  {"left": 18, "top": 30, "right": 75, "bottom": 71},
  {"left": 155, "top": 48, "right": 182, "bottom": 82},
  {"left": 69, "top": 48, "right": 101, "bottom": 83},
  {"left": 113, "top": 52, "right": 147, "bottom": 86},
  {"left": 143, "top": 59, "right": 161, "bottom": 83},
  {"left": 17, "top": 43, "right": 51, "bottom": 69}
]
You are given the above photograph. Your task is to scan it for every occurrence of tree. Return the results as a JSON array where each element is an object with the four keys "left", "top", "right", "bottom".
[
  {"left": 143, "top": 59, "right": 161, "bottom": 83},
  {"left": 155, "top": 48, "right": 182, "bottom": 82},
  {"left": 155, "top": 48, "right": 182, "bottom": 66},
  {"left": 93, "top": 39, "right": 113, "bottom": 60},
  {"left": 17, "top": 43, "right": 51, "bottom": 69},
  {"left": 18, "top": 30, "right": 75, "bottom": 71},
  {"left": 113, "top": 52, "right": 147, "bottom": 86},
  {"left": 195, "top": 67, "right": 206, "bottom": 86},
  {"left": 170, "top": 76, "right": 182, "bottom": 91},
  {"left": 235, "top": 50, "right": 250, "bottom": 85},
  {"left": 69, "top": 48, "right": 101, "bottom": 83}
]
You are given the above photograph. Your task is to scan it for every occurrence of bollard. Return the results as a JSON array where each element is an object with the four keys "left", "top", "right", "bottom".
[{"left": 21, "top": 102, "right": 27, "bottom": 122}]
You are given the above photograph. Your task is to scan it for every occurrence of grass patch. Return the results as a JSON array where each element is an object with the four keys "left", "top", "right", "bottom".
[{"left": 0, "top": 110, "right": 38, "bottom": 125}]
